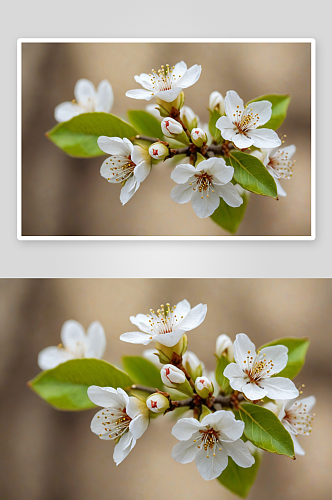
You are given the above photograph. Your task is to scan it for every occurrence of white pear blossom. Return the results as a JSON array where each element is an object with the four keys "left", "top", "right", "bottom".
[
  {"left": 148, "top": 142, "right": 169, "bottom": 160},
  {"left": 120, "top": 299, "right": 207, "bottom": 347},
  {"left": 54, "top": 79, "right": 114, "bottom": 122},
  {"left": 98, "top": 137, "right": 152, "bottom": 205},
  {"left": 252, "top": 145, "right": 296, "bottom": 197},
  {"left": 216, "top": 91, "right": 281, "bottom": 149},
  {"left": 191, "top": 128, "right": 207, "bottom": 147},
  {"left": 223, "top": 333, "right": 299, "bottom": 401},
  {"left": 38, "top": 320, "right": 106, "bottom": 370},
  {"left": 215, "top": 334, "right": 234, "bottom": 361},
  {"left": 126, "top": 61, "right": 202, "bottom": 102},
  {"left": 161, "top": 117, "right": 184, "bottom": 137},
  {"left": 171, "top": 411, "right": 254, "bottom": 481},
  {"left": 170, "top": 157, "right": 243, "bottom": 218},
  {"left": 88, "top": 386, "right": 149, "bottom": 465},
  {"left": 195, "top": 376, "right": 214, "bottom": 398},
  {"left": 146, "top": 393, "right": 170, "bottom": 413},
  {"left": 266, "top": 396, "right": 315, "bottom": 456},
  {"left": 209, "top": 91, "right": 225, "bottom": 115},
  {"left": 161, "top": 364, "right": 186, "bottom": 388}
]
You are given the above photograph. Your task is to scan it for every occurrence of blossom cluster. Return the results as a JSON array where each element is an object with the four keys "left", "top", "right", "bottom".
[
  {"left": 53, "top": 61, "right": 296, "bottom": 222},
  {"left": 37, "top": 300, "right": 315, "bottom": 484}
]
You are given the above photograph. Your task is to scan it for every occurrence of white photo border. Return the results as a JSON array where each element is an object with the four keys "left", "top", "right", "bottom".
[{"left": 17, "top": 38, "right": 316, "bottom": 241}]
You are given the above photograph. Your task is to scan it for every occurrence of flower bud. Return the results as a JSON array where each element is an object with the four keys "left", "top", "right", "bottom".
[
  {"left": 156, "top": 91, "right": 184, "bottom": 115},
  {"left": 161, "top": 364, "right": 186, "bottom": 387},
  {"left": 195, "top": 376, "right": 214, "bottom": 399},
  {"left": 180, "top": 106, "right": 198, "bottom": 132},
  {"left": 215, "top": 334, "right": 234, "bottom": 361},
  {"left": 182, "top": 351, "right": 204, "bottom": 380},
  {"left": 148, "top": 142, "right": 169, "bottom": 160},
  {"left": 155, "top": 334, "right": 188, "bottom": 365},
  {"left": 146, "top": 393, "right": 170, "bottom": 413},
  {"left": 191, "top": 128, "right": 207, "bottom": 147},
  {"left": 209, "top": 91, "right": 225, "bottom": 115},
  {"left": 161, "top": 117, "right": 183, "bottom": 138}
]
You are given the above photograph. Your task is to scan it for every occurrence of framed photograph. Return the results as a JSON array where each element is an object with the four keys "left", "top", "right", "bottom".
[{"left": 17, "top": 38, "right": 315, "bottom": 240}]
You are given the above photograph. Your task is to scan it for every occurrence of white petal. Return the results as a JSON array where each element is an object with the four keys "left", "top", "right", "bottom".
[
  {"left": 206, "top": 158, "right": 234, "bottom": 185},
  {"left": 262, "top": 378, "right": 299, "bottom": 399},
  {"left": 119, "top": 331, "right": 153, "bottom": 345},
  {"left": 113, "top": 432, "right": 135, "bottom": 465},
  {"left": 129, "top": 313, "right": 151, "bottom": 333},
  {"left": 191, "top": 189, "right": 220, "bottom": 218},
  {"left": 215, "top": 183, "right": 243, "bottom": 208},
  {"left": 223, "top": 363, "right": 247, "bottom": 391},
  {"left": 172, "top": 61, "right": 188, "bottom": 80},
  {"left": 120, "top": 177, "right": 138, "bottom": 206},
  {"left": 134, "top": 73, "right": 154, "bottom": 91},
  {"left": 225, "top": 90, "right": 244, "bottom": 118},
  {"left": 174, "top": 299, "right": 191, "bottom": 318},
  {"left": 126, "top": 397, "right": 148, "bottom": 420},
  {"left": 87, "top": 386, "right": 127, "bottom": 409},
  {"left": 279, "top": 144, "right": 296, "bottom": 158},
  {"left": 223, "top": 439, "right": 255, "bottom": 467},
  {"left": 74, "top": 78, "right": 96, "bottom": 104},
  {"left": 96, "top": 80, "right": 114, "bottom": 112},
  {"left": 85, "top": 321, "right": 106, "bottom": 358},
  {"left": 171, "top": 436, "right": 200, "bottom": 464},
  {"left": 131, "top": 145, "right": 150, "bottom": 166},
  {"left": 153, "top": 329, "right": 186, "bottom": 347},
  {"left": 291, "top": 434, "right": 305, "bottom": 456},
  {"left": 171, "top": 164, "right": 197, "bottom": 184},
  {"left": 195, "top": 446, "right": 228, "bottom": 481},
  {"left": 297, "top": 395, "right": 316, "bottom": 412},
  {"left": 125, "top": 89, "right": 154, "bottom": 100},
  {"left": 232, "top": 133, "right": 254, "bottom": 149},
  {"left": 134, "top": 161, "right": 151, "bottom": 183},
  {"left": 179, "top": 303, "right": 207, "bottom": 331},
  {"left": 100, "top": 157, "right": 118, "bottom": 183},
  {"left": 233, "top": 333, "right": 256, "bottom": 366},
  {"left": 172, "top": 417, "right": 202, "bottom": 440},
  {"left": 275, "top": 178, "right": 287, "bottom": 197},
  {"left": 242, "top": 382, "right": 268, "bottom": 400},
  {"left": 54, "top": 102, "right": 82, "bottom": 122},
  {"left": 97, "top": 136, "right": 132, "bottom": 156},
  {"left": 129, "top": 414, "right": 149, "bottom": 440},
  {"left": 154, "top": 87, "right": 183, "bottom": 103},
  {"left": 37, "top": 346, "right": 73, "bottom": 370},
  {"left": 249, "top": 128, "right": 281, "bottom": 148},
  {"left": 257, "top": 345, "right": 288, "bottom": 376},
  {"left": 60, "top": 320, "right": 86, "bottom": 350},
  {"left": 202, "top": 411, "right": 244, "bottom": 442},
  {"left": 171, "top": 183, "right": 194, "bottom": 204},
  {"left": 215, "top": 116, "right": 237, "bottom": 140},
  {"left": 245, "top": 100, "right": 272, "bottom": 127},
  {"left": 177, "top": 64, "right": 202, "bottom": 89}
]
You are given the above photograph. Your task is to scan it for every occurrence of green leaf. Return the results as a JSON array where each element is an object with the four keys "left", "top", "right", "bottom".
[
  {"left": 195, "top": 152, "right": 206, "bottom": 166},
  {"left": 127, "top": 110, "right": 164, "bottom": 140},
  {"left": 235, "top": 403, "right": 295, "bottom": 458},
  {"left": 200, "top": 404, "right": 212, "bottom": 421},
  {"left": 210, "top": 191, "right": 248, "bottom": 234},
  {"left": 259, "top": 337, "right": 310, "bottom": 379},
  {"left": 28, "top": 359, "right": 133, "bottom": 411},
  {"left": 217, "top": 449, "right": 262, "bottom": 498},
  {"left": 46, "top": 112, "right": 137, "bottom": 158},
  {"left": 246, "top": 94, "right": 291, "bottom": 130},
  {"left": 228, "top": 151, "right": 277, "bottom": 199},
  {"left": 215, "top": 356, "right": 231, "bottom": 392},
  {"left": 122, "top": 356, "right": 163, "bottom": 390},
  {"left": 209, "top": 109, "right": 222, "bottom": 143}
]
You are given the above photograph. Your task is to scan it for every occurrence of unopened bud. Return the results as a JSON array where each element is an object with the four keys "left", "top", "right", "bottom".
[
  {"left": 195, "top": 376, "right": 214, "bottom": 399},
  {"left": 156, "top": 91, "right": 184, "bottom": 115},
  {"left": 180, "top": 106, "right": 198, "bottom": 132},
  {"left": 182, "top": 351, "right": 204, "bottom": 380},
  {"left": 161, "top": 117, "right": 183, "bottom": 137},
  {"left": 148, "top": 142, "right": 169, "bottom": 160},
  {"left": 215, "top": 334, "right": 234, "bottom": 361},
  {"left": 155, "top": 335, "right": 188, "bottom": 365},
  {"left": 161, "top": 364, "right": 186, "bottom": 387},
  {"left": 191, "top": 128, "right": 207, "bottom": 147},
  {"left": 146, "top": 393, "right": 170, "bottom": 413},
  {"left": 209, "top": 91, "right": 225, "bottom": 115}
]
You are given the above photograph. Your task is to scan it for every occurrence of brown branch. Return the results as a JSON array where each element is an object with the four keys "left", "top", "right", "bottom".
[
  {"left": 130, "top": 384, "right": 157, "bottom": 394},
  {"left": 133, "top": 134, "right": 159, "bottom": 143}
]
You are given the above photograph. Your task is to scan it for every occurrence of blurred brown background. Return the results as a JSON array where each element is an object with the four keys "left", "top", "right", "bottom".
[
  {"left": 0, "top": 278, "right": 330, "bottom": 499},
  {"left": 21, "top": 42, "right": 311, "bottom": 236}
]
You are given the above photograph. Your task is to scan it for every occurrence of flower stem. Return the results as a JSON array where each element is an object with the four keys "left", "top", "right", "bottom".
[
  {"left": 134, "top": 134, "right": 159, "bottom": 143},
  {"left": 130, "top": 384, "right": 157, "bottom": 394}
]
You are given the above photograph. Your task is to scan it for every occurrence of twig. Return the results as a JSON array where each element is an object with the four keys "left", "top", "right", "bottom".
[
  {"left": 130, "top": 384, "right": 157, "bottom": 394},
  {"left": 134, "top": 134, "right": 159, "bottom": 143}
]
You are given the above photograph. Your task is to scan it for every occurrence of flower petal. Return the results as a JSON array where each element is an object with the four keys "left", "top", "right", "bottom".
[
  {"left": 87, "top": 386, "right": 128, "bottom": 408},
  {"left": 297, "top": 395, "right": 316, "bottom": 412},
  {"left": 257, "top": 345, "right": 288, "bottom": 376},
  {"left": 97, "top": 136, "right": 132, "bottom": 156},
  {"left": 153, "top": 329, "right": 186, "bottom": 347},
  {"left": 134, "top": 161, "right": 151, "bottom": 183},
  {"left": 215, "top": 116, "right": 237, "bottom": 140},
  {"left": 74, "top": 78, "right": 96, "bottom": 105},
  {"left": 232, "top": 133, "right": 254, "bottom": 149},
  {"left": 262, "top": 377, "right": 299, "bottom": 399},
  {"left": 37, "top": 346, "right": 73, "bottom": 370},
  {"left": 249, "top": 128, "right": 281, "bottom": 148},
  {"left": 195, "top": 446, "right": 229, "bottom": 481},
  {"left": 215, "top": 183, "right": 243, "bottom": 208},
  {"left": 172, "top": 61, "right": 188, "bottom": 80},
  {"left": 242, "top": 382, "right": 268, "bottom": 400},
  {"left": 113, "top": 432, "right": 135, "bottom": 465},
  {"left": 154, "top": 87, "right": 183, "bottom": 103},
  {"left": 171, "top": 164, "right": 197, "bottom": 184},
  {"left": 201, "top": 411, "right": 244, "bottom": 442},
  {"left": 172, "top": 417, "right": 202, "bottom": 440},
  {"left": 245, "top": 100, "right": 272, "bottom": 127},
  {"left": 177, "top": 64, "right": 202, "bottom": 89},
  {"left": 85, "top": 321, "right": 106, "bottom": 359},
  {"left": 125, "top": 89, "right": 154, "bottom": 100},
  {"left": 60, "top": 320, "right": 86, "bottom": 350},
  {"left": 171, "top": 435, "right": 200, "bottom": 464},
  {"left": 233, "top": 333, "right": 256, "bottom": 366},
  {"left": 206, "top": 158, "right": 234, "bottom": 185},
  {"left": 96, "top": 80, "right": 114, "bottom": 112},
  {"left": 120, "top": 177, "right": 138, "bottom": 206},
  {"left": 223, "top": 362, "right": 247, "bottom": 391},
  {"left": 126, "top": 397, "right": 148, "bottom": 420},
  {"left": 179, "top": 303, "right": 207, "bottom": 331},
  {"left": 54, "top": 102, "right": 82, "bottom": 122},
  {"left": 129, "top": 414, "right": 149, "bottom": 440},
  {"left": 191, "top": 189, "right": 220, "bottom": 218},
  {"left": 275, "top": 178, "right": 287, "bottom": 197},
  {"left": 130, "top": 313, "right": 151, "bottom": 333},
  {"left": 174, "top": 299, "right": 191, "bottom": 318},
  {"left": 223, "top": 439, "right": 255, "bottom": 467},
  {"left": 291, "top": 434, "right": 305, "bottom": 456},
  {"left": 225, "top": 90, "right": 244, "bottom": 118},
  {"left": 134, "top": 73, "right": 154, "bottom": 91},
  {"left": 120, "top": 331, "right": 153, "bottom": 345}
]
